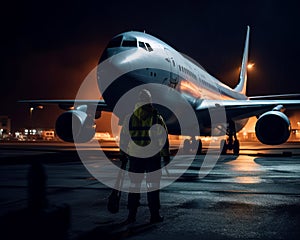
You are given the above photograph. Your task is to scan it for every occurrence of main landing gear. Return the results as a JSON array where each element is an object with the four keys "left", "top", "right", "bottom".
[
  {"left": 220, "top": 120, "right": 240, "bottom": 155},
  {"left": 183, "top": 137, "right": 202, "bottom": 155}
]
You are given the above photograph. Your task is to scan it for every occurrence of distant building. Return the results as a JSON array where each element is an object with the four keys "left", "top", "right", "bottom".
[
  {"left": 22, "top": 128, "right": 57, "bottom": 141},
  {"left": 0, "top": 116, "right": 11, "bottom": 138},
  {"left": 94, "top": 132, "right": 116, "bottom": 142}
]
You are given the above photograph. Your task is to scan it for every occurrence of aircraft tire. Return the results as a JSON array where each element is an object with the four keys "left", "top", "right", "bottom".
[{"left": 220, "top": 139, "right": 227, "bottom": 155}]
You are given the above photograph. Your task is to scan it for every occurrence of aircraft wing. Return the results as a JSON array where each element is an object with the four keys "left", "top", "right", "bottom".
[
  {"left": 20, "top": 98, "right": 300, "bottom": 121},
  {"left": 196, "top": 99, "right": 300, "bottom": 121},
  {"left": 18, "top": 99, "right": 112, "bottom": 112}
]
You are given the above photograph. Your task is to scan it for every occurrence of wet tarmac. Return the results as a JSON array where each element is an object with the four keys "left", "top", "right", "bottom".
[{"left": 0, "top": 141, "right": 300, "bottom": 239}]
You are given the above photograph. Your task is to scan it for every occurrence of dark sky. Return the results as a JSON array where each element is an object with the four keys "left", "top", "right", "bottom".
[{"left": 1, "top": 0, "right": 300, "bottom": 131}]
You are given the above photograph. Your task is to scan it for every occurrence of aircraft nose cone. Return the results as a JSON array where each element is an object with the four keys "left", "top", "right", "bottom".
[
  {"left": 97, "top": 49, "right": 134, "bottom": 97},
  {"left": 99, "top": 48, "right": 119, "bottom": 64},
  {"left": 99, "top": 48, "right": 134, "bottom": 65}
]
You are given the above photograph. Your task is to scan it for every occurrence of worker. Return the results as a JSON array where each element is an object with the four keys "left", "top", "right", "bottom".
[{"left": 119, "top": 89, "right": 170, "bottom": 224}]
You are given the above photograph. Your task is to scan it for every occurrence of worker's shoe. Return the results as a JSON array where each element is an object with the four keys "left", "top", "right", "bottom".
[
  {"left": 123, "top": 217, "right": 136, "bottom": 225},
  {"left": 150, "top": 214, "right": 164, "bottom": 223},
  {"left": 123, "top": 209, "right": 136, "bottom": 225}
]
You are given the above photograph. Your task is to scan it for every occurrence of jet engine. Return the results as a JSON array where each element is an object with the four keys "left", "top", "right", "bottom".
[
  {"left": 55, "top": 109, "right": 95, "bottom": 143},
  {"left": 255, "top": 106, "right": 291, "bottom": 145}
]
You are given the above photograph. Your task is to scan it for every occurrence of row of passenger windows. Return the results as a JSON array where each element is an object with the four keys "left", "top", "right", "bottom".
[
  {"left": 178, "top": 64, "right": 220, "bottom": 92},
  {"left": 178, "top": 65, "right": 197, "bottom": 80},
  {"left": 200, "top": 78, "right": 219, "bottom": 92},
  {"left": 107, "top": 36, "right": 153, "bottom": 51}
]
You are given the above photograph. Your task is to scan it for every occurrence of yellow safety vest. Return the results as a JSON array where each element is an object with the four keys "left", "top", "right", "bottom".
[{"left": 120, "top": 104, "right": 169, "bottom": 157}]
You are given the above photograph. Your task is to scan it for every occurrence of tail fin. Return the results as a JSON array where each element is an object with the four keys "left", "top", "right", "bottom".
[{"left": 234, "top": 26, "right": 250, "bottom": 95}]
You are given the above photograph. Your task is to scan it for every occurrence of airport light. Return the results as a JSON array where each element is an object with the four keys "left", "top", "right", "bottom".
[{"left": 247, "top": 63, "right": 255, "bottom": 70}]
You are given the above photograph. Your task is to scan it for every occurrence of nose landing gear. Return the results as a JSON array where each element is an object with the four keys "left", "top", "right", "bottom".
[{"left": 183, "top": 137, "right": 202, "bottom": 155}]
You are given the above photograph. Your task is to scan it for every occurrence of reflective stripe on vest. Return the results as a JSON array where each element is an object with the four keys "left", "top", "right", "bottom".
[{"left": 129, "top": 114, "right": 158, "bottom": 147}]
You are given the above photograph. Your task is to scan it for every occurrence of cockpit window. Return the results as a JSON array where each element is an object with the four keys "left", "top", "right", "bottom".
[
  {"left": 138, "top": 41, "right": 153, "bottom": 52},
  {"left": 145, "top": 43, "right": 153, "bottom": 52},
  {"left": 106, "top": 35, "right": 138, "bottom": 48},
  {"left": 122, "top": 36, "right": 137, "bottom": 47},
  {"left": 139, "top": 41, "right": 147, "bottom": 50},
  {"left": 107, "top": 36, "right": 123, "bottom": 48}
]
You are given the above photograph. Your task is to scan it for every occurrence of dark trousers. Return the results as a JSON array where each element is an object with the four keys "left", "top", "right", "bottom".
[{"left": 127, "top": 156, "right": 162, "bottom": 213}]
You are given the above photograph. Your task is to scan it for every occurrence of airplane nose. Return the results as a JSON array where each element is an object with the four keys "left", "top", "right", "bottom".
[
  {"left": 99, "top": 51, "right": 131, "bottom": 76},
  {"left": 97, "top": 49, "right": 133, "bottom": 97},
  {"left": 98, "top": 48, "right": 119, "bottom": 64},
  {"left": 97, "top": 49, "right": 142, "bottom": 112},
  {"left": 99, "top": 47, "right": 134, "bottom": 65}
]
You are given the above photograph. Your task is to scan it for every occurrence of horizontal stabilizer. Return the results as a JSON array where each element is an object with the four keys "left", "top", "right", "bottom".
[{"left": 248, "top": 93, "right": 300, "bottom": 100}]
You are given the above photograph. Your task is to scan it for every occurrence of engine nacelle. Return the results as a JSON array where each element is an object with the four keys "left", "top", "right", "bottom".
[
  {"left": 55, "top": 110, "right": 95, "bottom": 143},
  {"left": 255, "top": 110, "right": 291, "bottom": 145}
]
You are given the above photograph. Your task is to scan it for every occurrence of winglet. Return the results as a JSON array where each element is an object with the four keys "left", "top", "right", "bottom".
[{"left": 234, "top": 26, "right": 250, "bottom": 95}]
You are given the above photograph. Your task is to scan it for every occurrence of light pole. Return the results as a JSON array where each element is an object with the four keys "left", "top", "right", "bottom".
[
  {"left": 30, "top": 107, "right": 34, "bottom": 127},
  {"left": 29, "top": 107, "right": 34, "bottom": 140}
]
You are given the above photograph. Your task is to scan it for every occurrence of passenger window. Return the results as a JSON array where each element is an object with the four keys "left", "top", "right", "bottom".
[
  {"left": 145, "top": 43, "right": 153, "bottom": 52},
  {"left": 139, "top": 41, "right": 147, "bottom": 50}
]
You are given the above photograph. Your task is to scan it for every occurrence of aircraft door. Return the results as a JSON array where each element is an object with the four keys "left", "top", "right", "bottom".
[{"left": 164, "top": 48, "right": 179, "bottom": 88}]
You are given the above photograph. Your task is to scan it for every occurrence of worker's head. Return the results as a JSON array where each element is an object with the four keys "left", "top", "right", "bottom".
[
  {"left": 134, "top": 89, "right": 153, "bottom": 119},
  {"left": 138, "top": 89, "right": 152, "bottom": 103}
]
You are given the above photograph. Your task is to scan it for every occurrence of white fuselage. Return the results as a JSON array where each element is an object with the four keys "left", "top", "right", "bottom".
[{"left": 98, "top": 31, "right": 248, "bottom": 136}]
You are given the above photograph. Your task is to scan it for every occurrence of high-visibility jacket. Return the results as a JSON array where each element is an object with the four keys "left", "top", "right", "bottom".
[{"left": 120, "top": 103, "right": 170, "bottom": 158}]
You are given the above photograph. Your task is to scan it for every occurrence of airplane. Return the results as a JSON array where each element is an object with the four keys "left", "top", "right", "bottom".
[{"left": 21, "top": 26, "right": 300, "bottom": 155}]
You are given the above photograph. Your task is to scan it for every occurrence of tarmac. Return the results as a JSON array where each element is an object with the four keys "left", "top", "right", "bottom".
[{"left": 0, "top": 141, "right": 300, "bottom": 239}]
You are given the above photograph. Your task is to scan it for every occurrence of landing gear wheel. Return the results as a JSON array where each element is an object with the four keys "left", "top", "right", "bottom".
[
  {"left": 182, "top": 138, "right": 202, "bottom": 155},
  {"left": 183, "top": 139, "right": 190, "bottom": 154},
  {"left": 233, "top": 140, "right": 240, "bottom": 155},
  {"left": 220, "top": 139, "right": 227, "bottom": 155},
  {"left": 190, "top": 138, "right": 201, "bottom": 155},
  {"left": 220, "top": 120, "right": 241, "bottom": 155},
  {"left": 196, "top": 139, "right": 202, "bottom": 155}
]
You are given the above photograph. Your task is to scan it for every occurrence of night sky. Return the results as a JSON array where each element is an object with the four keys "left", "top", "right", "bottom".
[{"left": 1, "top": 0, "right": 300, "bottom": 131}]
